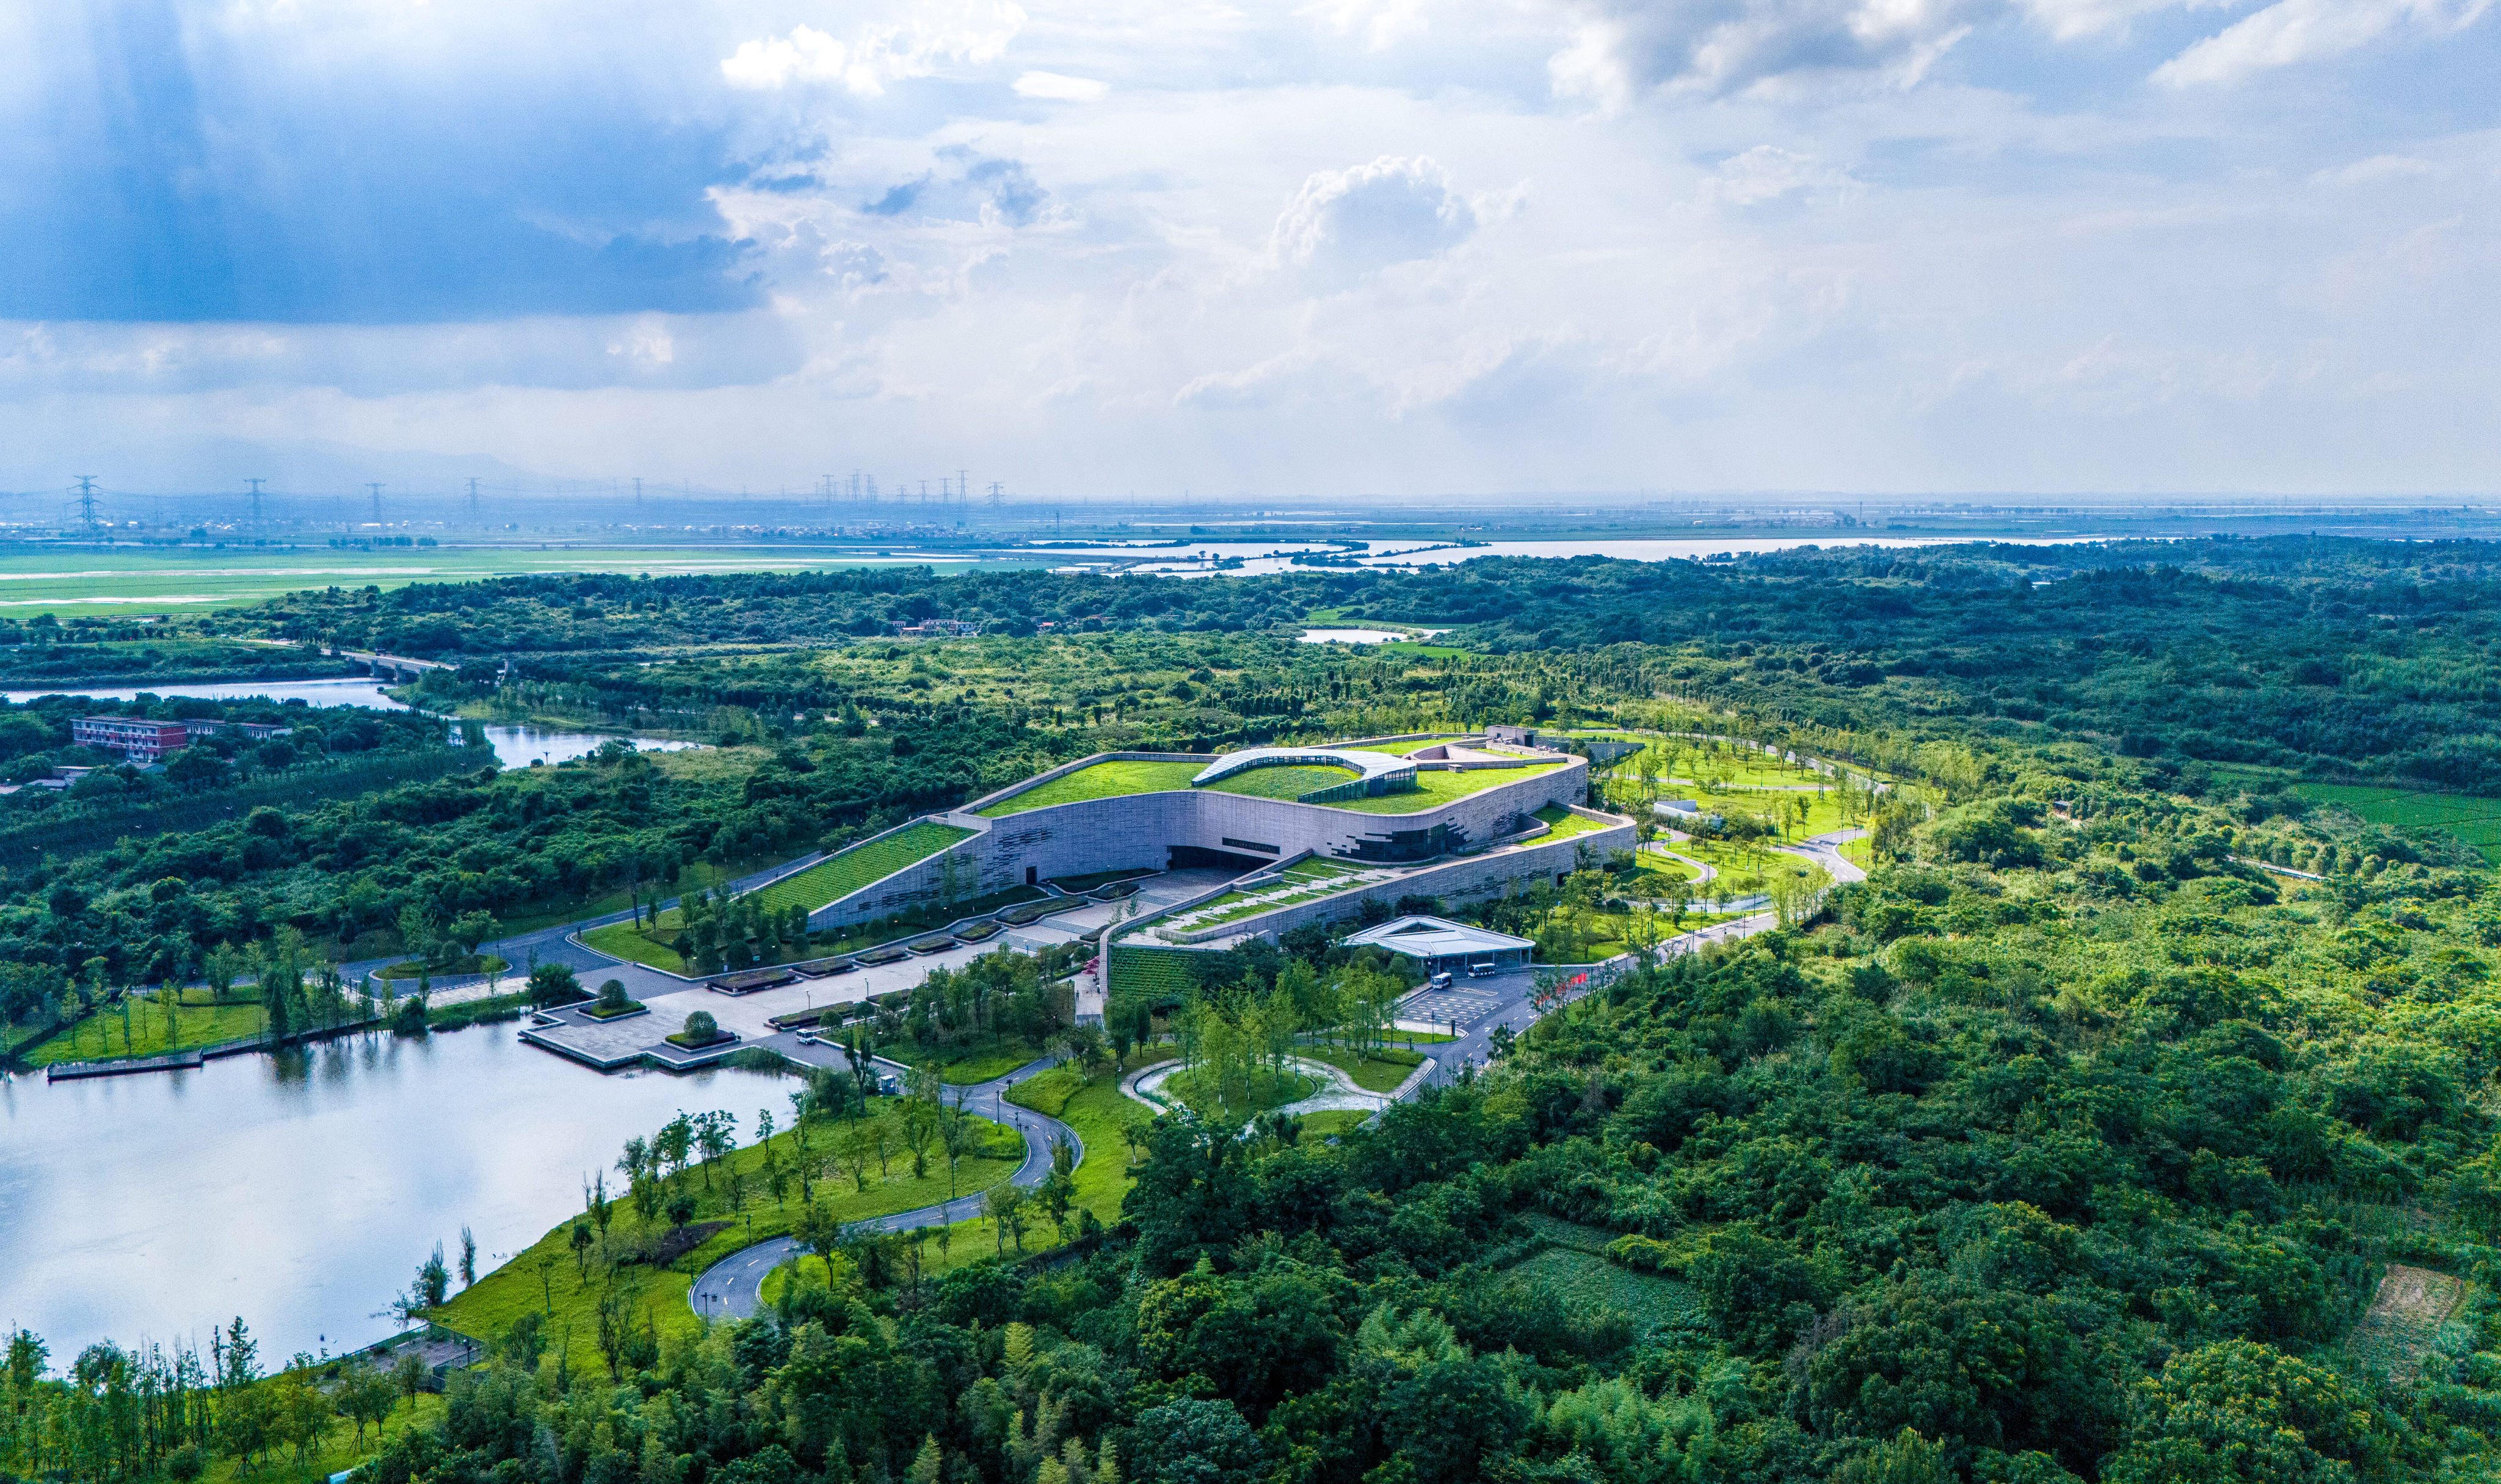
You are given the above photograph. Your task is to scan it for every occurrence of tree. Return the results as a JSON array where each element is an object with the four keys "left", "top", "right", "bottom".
[
  {"left": 526, "top": 961, "right": 583, "bottom": 1008},
  {"left": 2102, "top": 1341, "right": 2392, "bottom": 1484},
  {"left": 448, "top": 910, "right": 498, "bottom": 958},
  {"left": 1124, "top": 1399, "right": 1261, "bottom": 1484},
  {"left": 413, "top": 1244, "right": 451, "bottom": 1309},
  {"left": 391, "top": 1352, "right": 427, "bottom": 1416},
  {"left": 333, "top": 1364, "right": 396, "bottom": 1449},
  {"left": 794, "top": 1201, "right": 848, "bottom": 1288},
  {"left": 458, "top": 1226, "right": 476, "bottom": 1289},
  {"left": 202, "top": 943, "right": 243, "bottom": 1005}
]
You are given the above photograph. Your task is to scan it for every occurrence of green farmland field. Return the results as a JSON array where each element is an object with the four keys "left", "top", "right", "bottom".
[
  {"left": 1503, "top": 1248, "right": 1706, "bottom": 1337},
  {"left": 0, "top": 543, "right": 992, "bottom": 617},
  {"left": 2296, "top": 783, "right": 2501, "bottom": 861}
]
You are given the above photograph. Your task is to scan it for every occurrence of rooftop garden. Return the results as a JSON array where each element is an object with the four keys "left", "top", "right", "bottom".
[{"left": 979, "top": 750, "right": 1565, "bottom": 817}]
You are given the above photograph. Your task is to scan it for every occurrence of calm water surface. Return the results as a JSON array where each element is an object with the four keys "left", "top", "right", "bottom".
[
  {"left": 2, "top": 678, "right": 701, "bottom": 769},
  {"left": 0, "top": 1026, "right": 785, "bottom": 1358}
]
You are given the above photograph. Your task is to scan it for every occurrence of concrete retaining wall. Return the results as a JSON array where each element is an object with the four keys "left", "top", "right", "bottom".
[
  {"left": 1158, "top": 819, "right": 1636, "bottom": 944},
  {"left": 808, "top": 748, "right": 1597, "bottom": 930}
]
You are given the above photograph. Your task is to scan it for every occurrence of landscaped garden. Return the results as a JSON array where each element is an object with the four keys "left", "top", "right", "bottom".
[
  {"left": 432, "top": 1093, "right": 1030, "bottom": 1374},
  {"left": 24, "top": 986, "right": 269, "bottom": 1067},
  {"left": 978, "top": 748, "right": 1565, "bottom": 817},
  {"left": 744, "top": 820, "right": 976, "bottom": 913}
]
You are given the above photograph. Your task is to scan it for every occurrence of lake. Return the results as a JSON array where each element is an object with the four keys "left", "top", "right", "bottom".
[
  {"left": 2, "top": 678, "right": 703, "bottom": 769},
  {"left": 0, "top": 1025, "right": 786, "bottom": 1360}
]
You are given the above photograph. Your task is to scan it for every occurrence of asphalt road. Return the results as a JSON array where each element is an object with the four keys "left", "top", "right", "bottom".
[{"left": 688, "top": 1055, "right": 1079, "bottom": 1321}]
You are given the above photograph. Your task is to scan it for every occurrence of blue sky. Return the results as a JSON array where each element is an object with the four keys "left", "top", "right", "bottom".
[{"left": 0, "top": 0, "right": 2493, "bottom": 497}]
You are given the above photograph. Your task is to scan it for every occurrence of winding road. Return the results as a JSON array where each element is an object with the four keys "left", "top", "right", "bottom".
[
  {"left": 688, "top": 1055, "right": 1081, "bottom": 1321},
  {"left": 685, "top": 828, "right": 1875, "bottom": 1322}
]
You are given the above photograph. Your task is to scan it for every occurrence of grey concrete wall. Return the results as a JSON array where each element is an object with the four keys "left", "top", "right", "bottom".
[
  {"left": 1160, "top": 817, "right": 1637, "bottom": 944},
  {"left": 942, "top": 754, "right": 1587, "bottom": 889},
  {"left": 808, "top": 751, "right": 1597, "bottom": 928}
]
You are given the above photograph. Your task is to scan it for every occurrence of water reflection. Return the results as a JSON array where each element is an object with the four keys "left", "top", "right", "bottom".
[
  {"left": 2, "top": 679, "right": 700, "bottom": 769},
  {"left": 0, "top": 1025, "right": 785, "bottom": 1358}
]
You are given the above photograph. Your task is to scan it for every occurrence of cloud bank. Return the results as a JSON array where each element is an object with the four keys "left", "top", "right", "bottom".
[{"left": 0, "top": 0, "right": 2494, "bottom": 496}]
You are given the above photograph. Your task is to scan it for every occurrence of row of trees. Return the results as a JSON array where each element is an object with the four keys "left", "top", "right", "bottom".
[{"left": 0, "top": 1318, "right": 431, "bottom": 1484}]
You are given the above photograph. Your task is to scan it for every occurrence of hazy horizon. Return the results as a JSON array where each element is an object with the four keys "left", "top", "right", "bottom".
[{"left": 4, "top": 1, "right": 2495, "bottom": 498}]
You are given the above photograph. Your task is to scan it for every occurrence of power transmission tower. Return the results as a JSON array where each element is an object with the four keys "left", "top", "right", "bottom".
[
  {"left": 466, "top": 477, "right": 482, "bottom": 524},
  {"left": 73, "top": 475, "right": 100, "bottom": 534},
  {"left": 920, "top": 479, "right": 930, "bottom": 505},
  {"left": 959, "top": 470, "right": 969, "bottom": 508},
  {"left": 631, "top": 477, "right": 643, "bottom": 510},
  {"left": 988, "top": 481, "right": 1003, "bottom": 507},
  {"left": 245, "top": 477, "right": 266, "bottom": 527},
  {"left": 366, "top": 482, "right": 384, "bottom": 524}
]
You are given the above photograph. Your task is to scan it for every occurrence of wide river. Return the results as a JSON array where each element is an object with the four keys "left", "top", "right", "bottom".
[
  {"left": 2, "top": 677, "right": 700, "bottom": 769},
  {"left": 0, "top": 1025, "right": 785, "bottom": 1360}
]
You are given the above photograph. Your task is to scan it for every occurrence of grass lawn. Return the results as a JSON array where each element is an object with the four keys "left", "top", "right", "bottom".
[
  {"left": 1299, "top": 1044, "right": 1423, "bottom": 1093},
  {"left": 432, "top": 1104, "right": 1024, "bottom": 1374},
  {"left": 1007, "top": 1069, "right": 1147, "bottom": 1229},
  {"left": 1534, "top": 803, "right": 1617, "bottom": 841},
  {"left": 1634, "top": 850, "right": 1702, "bottom": 883},
  {"left": 379, "top": 954, "right": 509, "bottom": 982},
  {"left": 979, "top": 759, "right": 1207, "bottom": 815},
  {"left": 201, "top": 1388, "right": 448, "bottom": 1484},
  {"left": 1363, "top": 736, "right": 1468, "bottom": 755},
  {"left": 749, "top": 821, "right": 976, "bottom": 911},
  {"left": 1327, "top": 761, "right": 1568, "bottom": 814},
  {"left": 1281, "top": 858, "right": 1360, "bottom": 881},
  {"left": 984, "top": 751, "right": 1562, "bottom": 818},
  {"left": 1300, "top": 1109, "right": 1374, "bottom": 1140},
  {"left": 879, "top": 1038, "right": 1049, "bottom": 1085},
  {"left": 29, "top": 990, "right": 267, "bottom": 1066},
  {"left": 1503, "top": 1248, "right": 1707, "bottom": 1337},
  {"left": 2296, "top": 783, "right": 2501, "bottom": 862},
  {"left": 579, "top": 921, "right": 689, "bottom": 973},
  {"left": 1204, "top": 764, "right": 1360, "bottom": 800},
  {"left": 1160, "top": 1066, "right": 1318, "bottom": 1118}
]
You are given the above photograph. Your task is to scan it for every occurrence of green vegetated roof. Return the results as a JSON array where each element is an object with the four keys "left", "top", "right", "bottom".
[
  {"left": 979, "top": 748, "right": 1566, "bottom": 817},
  {"left": 760, "top": 820, "right": 974, "bottom": 908},
  {"left": 1534, "top": 804, "right": 1616, "bottom": 841}
]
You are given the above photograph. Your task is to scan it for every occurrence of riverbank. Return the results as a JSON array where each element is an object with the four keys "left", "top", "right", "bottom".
[{"left": 429, "top": 1099, "right": 1028, "bottom": 1373}]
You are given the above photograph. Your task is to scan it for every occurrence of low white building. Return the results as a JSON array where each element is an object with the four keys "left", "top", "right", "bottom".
[{"left": 1341, "top": 915, "right": 1535, "bottom": 975}]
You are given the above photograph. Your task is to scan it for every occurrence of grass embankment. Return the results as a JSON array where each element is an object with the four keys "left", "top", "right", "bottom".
[
  {"left": 981, "top": 760, "right": 1205, "bottom": 815},
  {"left": 197, "top": 1389, "right": 448, "bottom": 1484},
  {"left": 1533, "top": 803, "right": 1616, "bottom": 841},
  {"left": 578, "top": 921, "right": 690, "bottom": 973},
  {"left": 1007, "top": 1065, "right": 1147, "bottom": 1229},
  {"left": 1298, "top": 1044, "right": 1424, "bottom": 1093},
  {"left": 580, "top": 820, "right": 981, "bottom": 973},
  {"left": 1205, "top": 764, "right": 1361, "bottom": 800},
  {"left": 1327, "top": 761, "right": 1567, "bottom": 814},
  {"left": 27, "top": 988, "right": 267, "bottom": 1067},
  {"left": 877, "top": 1039, "right": 1044, "bottom": 1085},
  {"left": 432, "top": 1104, "right": 1024, "bottom": 1374},
  {"left": 755, "top": 1061, "right": 1155, "bottom": 1305},
  {"left": 744, "top": 821, "right": 977, "bottom": 912},
  {"left": 379, "top": 954, "right": 508, "bottom": 982}
]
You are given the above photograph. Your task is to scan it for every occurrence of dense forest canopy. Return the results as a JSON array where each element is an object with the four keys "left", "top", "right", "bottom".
[
  {"left": 213, "top": 535, "right": 2501, "bottom": 786},
  {"left": 8, "top": 537, "right": 2501, "bottom": 1483}
]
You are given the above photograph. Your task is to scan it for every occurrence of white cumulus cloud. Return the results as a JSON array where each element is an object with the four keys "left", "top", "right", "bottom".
[
  {"left": 2154, "top": 0, "right": 2493, "bottom": 85},
  {"left": 722, "top": 2, "right": 1026, "bottom": 95},
  {"left": 1271, "top": 156, "right": 1479, "bottom": 283},
  {"left": 1014, "top": 70, "right": 1110, "bottom": 101}
]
